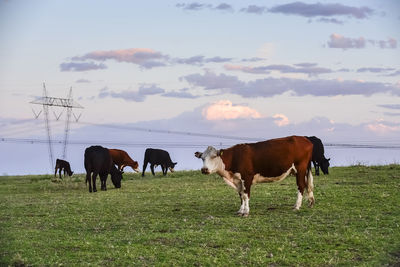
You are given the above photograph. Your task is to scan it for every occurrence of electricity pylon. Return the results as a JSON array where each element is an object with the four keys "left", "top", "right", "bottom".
[{"left": 30, "top": 83, "right": 83, "bottom": 172}]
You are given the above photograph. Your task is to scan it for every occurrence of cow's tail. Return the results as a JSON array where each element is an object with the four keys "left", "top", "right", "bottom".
[{"left": 306, "top": 160, "right": 314, "bottom": 193}]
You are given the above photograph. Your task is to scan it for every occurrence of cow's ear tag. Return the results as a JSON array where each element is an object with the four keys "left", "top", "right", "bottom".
[{"left": 218, "top": 150, "right": 223, "bottom": 156}]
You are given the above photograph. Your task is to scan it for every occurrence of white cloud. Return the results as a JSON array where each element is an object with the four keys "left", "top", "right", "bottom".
[{"left": 202, "top": 100, "right": 261, "bottom": 120}]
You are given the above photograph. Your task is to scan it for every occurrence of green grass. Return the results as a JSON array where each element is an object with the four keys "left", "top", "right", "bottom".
[{"left": 1, "top": 165, "right": 400, "bottom": 266}]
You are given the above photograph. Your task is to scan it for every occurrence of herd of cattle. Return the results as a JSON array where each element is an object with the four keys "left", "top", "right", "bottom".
[{"left": 54, "top": 135, "right": 330, "bottom": 216}]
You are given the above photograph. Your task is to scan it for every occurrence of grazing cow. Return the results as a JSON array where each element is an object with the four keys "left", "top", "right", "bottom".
[
  {"left": 54, "top": 158, "right": 73, "bottom": 178},
  {"left": 306, "top": 136, "right": 330, "bottom": 175},
  {"left": 109, "top": 149, "right": 140, "bottom": 172},
  {"left": 84, "top": 146, "right": 123, "bottom": 193},
  {"left": 142, "top": 148, "right": 177, "bottom": 177},
  {"left": 195, "top": 136, "right": 314, "bottom": 216}
]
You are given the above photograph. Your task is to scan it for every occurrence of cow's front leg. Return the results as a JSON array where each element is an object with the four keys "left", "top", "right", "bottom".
[
  {"left": 237, "top": 192, "right": 245, "bottom": 215},
  {"left": 161, "top": 165, "right": 166, "bottom": 175},
  {"left": 314, "top": 161, "right": 320, "bottom": 176},
  {"left": 235, "top": 176, "right": 250, "bottom": 217},
  {"left": 142, "top": 161, "right": 148, "bottom": 177},
  {"left": 150, "top": 164, "right": 156, "bottom": 176}
]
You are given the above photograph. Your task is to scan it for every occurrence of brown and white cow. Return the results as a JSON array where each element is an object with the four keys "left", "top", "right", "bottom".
[
  {"left": 108, "top": 149, "right": 139, "bottom": 172},
  {"left": 194, "top": 136, "right": 314, "bottom": 216}
]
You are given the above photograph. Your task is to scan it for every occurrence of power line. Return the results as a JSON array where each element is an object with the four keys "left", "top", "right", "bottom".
[
  {"left": 75, "top": 121, "right": 261, "bottom": 142},
  {"left": 1, "top": 137, "right": 400, "bottom": 150}
]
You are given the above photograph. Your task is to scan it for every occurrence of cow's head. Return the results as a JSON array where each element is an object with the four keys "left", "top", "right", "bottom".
[
  {"left": 167, "top": 162, "right": 177, "bottom": 173},
  {"left": 321, "top": 158, "right": 330, "bottom": 175},
  {"left": 132, "top": 161, "right": 140, "bottom": 173},
  {"left": 68, "top": 170, "right": 74, "bottom": 177},
  {"left": 194, "top": 146, "right": 224, "bottom": 175},
  {"left": 110, "top": 165, "right": 123, "bottom": 188}
]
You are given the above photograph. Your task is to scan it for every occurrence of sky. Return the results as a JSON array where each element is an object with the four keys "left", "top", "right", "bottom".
[{"left": 0, "top": 0, "right": 399, "bottom": 175}]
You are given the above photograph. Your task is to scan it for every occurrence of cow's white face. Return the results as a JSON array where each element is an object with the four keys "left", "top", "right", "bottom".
[{"left": 195, "top": 146, "right": 225, "bottom": 174}]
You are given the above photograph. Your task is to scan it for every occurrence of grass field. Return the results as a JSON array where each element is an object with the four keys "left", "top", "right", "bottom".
[{"left": 1, "top": 165, "right": 400, "bottom": 266}]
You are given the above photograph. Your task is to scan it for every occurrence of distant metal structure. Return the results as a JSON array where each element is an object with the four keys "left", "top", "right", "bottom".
[{"left": 30, "top": 83, "right": 83, "bottom": 171}]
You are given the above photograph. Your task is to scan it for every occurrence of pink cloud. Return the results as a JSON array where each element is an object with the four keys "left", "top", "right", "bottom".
[
  {"left": 272, "top": 113, "right": 290, "bottom": 126},
  {"left": 202, "top": 100, "right": 261, "bottom": 120},
  {"left": 366, "top": 122, "right": 400, "bottom": 134}
]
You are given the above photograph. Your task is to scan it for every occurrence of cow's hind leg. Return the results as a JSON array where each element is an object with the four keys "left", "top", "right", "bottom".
[
  {"left": 100, "top": 174, "right": 107, "bottom": 191},
  {"left": 92, "top": 172, "right": 98, "bottom": 192},
  {"left": 86, "top": 172, "right": 92, "bottom": 192},
  {"left": 294, "top": 169, "right": 307, "bottom": 210}
]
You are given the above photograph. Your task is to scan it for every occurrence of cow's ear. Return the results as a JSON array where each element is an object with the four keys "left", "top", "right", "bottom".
[
  {"left": 174, "top": 162, "right": 177, "bottom": 166},
  {"left": 194, "top": 152, "right": 202, "bottom": 158},
  {"left": 327, "top": 158, "right": 331, "bottom": 161},
  {"left": 217, "top": 149, "right": 224, "bottom": 156}
]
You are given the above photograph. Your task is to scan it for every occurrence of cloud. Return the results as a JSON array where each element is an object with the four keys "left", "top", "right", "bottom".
[
  {"left": 98, "top": 84, "right": 165, "bottom": 102},
  {"left": 59, "top": 62, "right": 107, "bottom": 72},
  {"left": 315, "top": 18, "right": 344, "bottom": 24},
  {"left": 240, "top": 5, "right": 267, "bottom": 15},
  {"left": 273, "top": 114, "right": 289, "bottom": 126},
  {"left": 385, "top": 70, "right": 400, "bottom": 77},
  {"left": 176, "top": 2, "right": 211, "bottom": 10},
  {"left": 328, "top": 34, "right": 398, "bottom": 50},
  {"left": 377, "top": 38, "right": 397, "bottom": 49},
  {"left": 162, "top": 88, "right": 200, "bottom": 99},
  {"left": 366, "top": 121, "right": 400, "bottom": 134},
  {"left": 174, "top": 55, "right": 232, "bottom": 65},
  {"left": 65, "top": 48, "right": 236, "bottom": 71},
  {"left": 225, "top": 63, "right": 332, "bottom": 76},
  {"left": 269, "top": 2, "right": 373, "bottom": 19},
  {"left": 181, "top": 71, "right": 400, "bottom": 98},
  {"left": 202, "top": 100, "right": 261, "bottom": 120},
  {"left": 327, "top": 33, "right": 366, "bottom": 49},
  {"left": 214, "top": 3, "right": 234, "bottom": 12},
  {"left": 75, "top": 79, "right": 91, "bottom": 83},
  {"left": 378, "top": 104, "right": 400, "bottom": 110},
  {"left": 176, "top": 2, "right": 233, "bottom": 12},
  {"left": 357, "top": 67, "right": 395, "bottom": 73},
  {"left": 241, "top": 57, "right": 264, "bottom": 62},
  {"left": 72, "top": 48, "right": 169, "bottom": 69}
]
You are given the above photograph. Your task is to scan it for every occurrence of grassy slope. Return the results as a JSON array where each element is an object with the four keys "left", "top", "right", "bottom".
[{"left": 0, "top": 165, "right": 399, "bottom": 266}]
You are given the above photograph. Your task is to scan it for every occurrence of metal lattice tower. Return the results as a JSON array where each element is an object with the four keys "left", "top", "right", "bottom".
[{"left": 30, "top": 83, "right": 83, "bottom": 172}]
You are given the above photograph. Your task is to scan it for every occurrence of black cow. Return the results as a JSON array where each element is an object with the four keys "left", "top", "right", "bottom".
[
  {"left": 84, "top": 146, "right": 123, "bottom": 192},
  {"left": 306, "top": 136, "right": 330, "bottom": 175},
  {"left": 142, "top": 148, "right": 177, "bottom": 177},
  {"left": 54, "top": 158, "right": 73, "bottom": 178}
]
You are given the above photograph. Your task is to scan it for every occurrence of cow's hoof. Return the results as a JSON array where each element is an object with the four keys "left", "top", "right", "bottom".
[
  {"left": 293, "top": 206, "right": 300, "bottom": 211},
  {"left": 308, "top": 199, "right": 315, "bottom": 208},
  {"left": 242, "top": 213, "right": 249, "bottom": 217}
]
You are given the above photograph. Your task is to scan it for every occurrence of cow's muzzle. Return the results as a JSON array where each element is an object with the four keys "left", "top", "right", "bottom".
[{"left": 201, "top": 168, "right": 210, "bottom": 175}]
